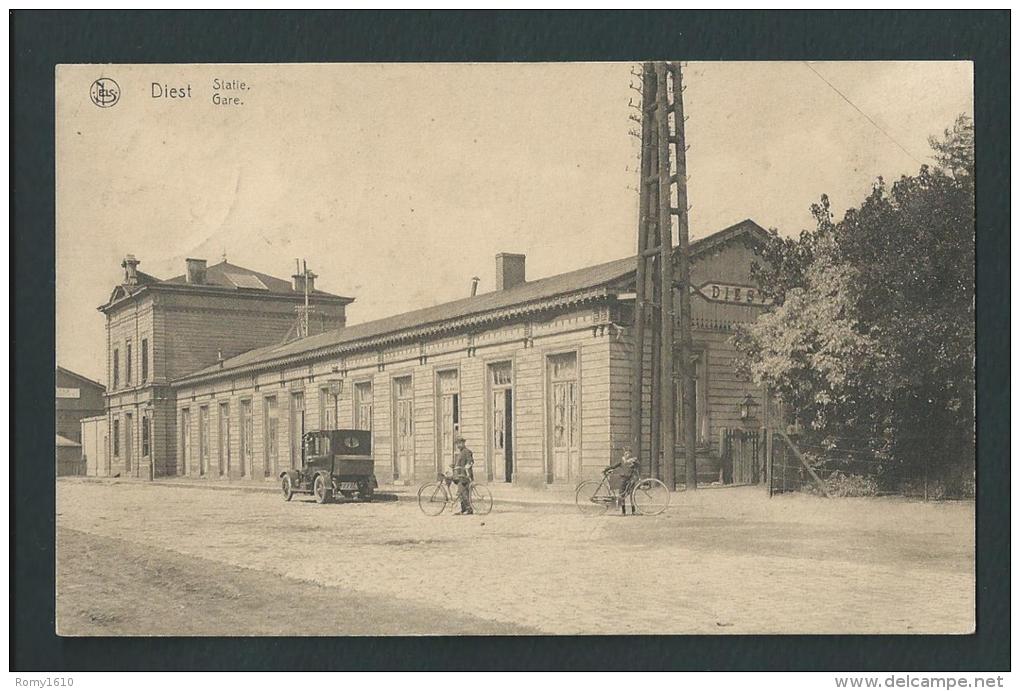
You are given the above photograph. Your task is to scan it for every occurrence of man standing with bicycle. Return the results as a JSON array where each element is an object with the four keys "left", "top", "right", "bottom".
[
  {"left": 452, "top": 435, "right": 475, "bottom": 515},
  {"left": 607, "top": 447, "right": 640, "bottom": 515}
]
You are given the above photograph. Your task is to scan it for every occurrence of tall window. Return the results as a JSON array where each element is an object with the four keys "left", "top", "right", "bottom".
[
  {"left": 125, "top": 340, "right": 133, "bottom": 385},
  {"left": 547, "top": 352, "right": 579, "bottom": 483},
  {"left": 490, "top": 362, "right": 512, "bottom": 454},
  {"left": 319, "top": 386, "right": 336, "bottom": 430},
  {"left": 112, "top": 348, "right": 120, "bottom": 389},
  {"left": 354, "top": 381, "right": 373, "bottom": 431},
  {"left": 141, "top": 413, "right": 150, "bottom": 457},
  {"left": 112, "top": 417, "right": 120, "bottom": 456},
  {"left": 393, "top": 376, "right": 414, "bottom": 479},
  {"left": 141, "top": 338, "right": 149, "bottom": 382},
  {"left": 549, "top": 353, "right": 578, "bottom": 448},
  {"left": 124, "top": 413, "right": 133, "bottom": 472},
  {"left": 239, "top": 400, "right": 253, "bottom": 477},
  {"left": 289, "top": 391, "right": 305, "bottom": 468},
  {"left": 437, "top": 370, "right": 460, "bottom": 470},
  {"left": 181, "top": 409, "right": 191, "bottom": 475},
  {"left": 199, "top": 406, "right": 210, "bottom": 475},
  {"left": 263, "top": 396, "right": 279, "bottom": 477},
  {"left": 218, "top": 402, "right": 230, "bottom": 476}
]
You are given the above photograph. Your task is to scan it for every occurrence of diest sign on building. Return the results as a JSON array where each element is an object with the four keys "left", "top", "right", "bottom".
[{"left": 697, "top": 282, "right": 773, "bottom": 306}]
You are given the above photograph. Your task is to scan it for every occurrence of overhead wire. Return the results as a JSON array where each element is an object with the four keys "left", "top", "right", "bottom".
[{"left": 801, "top": 61, "right": 923, "bottom": 167}]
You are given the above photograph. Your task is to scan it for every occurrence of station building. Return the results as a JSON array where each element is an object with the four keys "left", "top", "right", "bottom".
[
  {"left": 98, "top": 255, "right": 352, "bottom": 478},
  {"left": 98, "top": 219, "right": 772, "bottom": 488}
]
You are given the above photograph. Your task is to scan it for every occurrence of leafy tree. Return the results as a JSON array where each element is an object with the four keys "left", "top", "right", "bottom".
[
  {"left": 734, "top": 116, "right": 975, "bottom": 493},
  {"left": 929, "top": 114, "right": 974, "bottom": 180}
]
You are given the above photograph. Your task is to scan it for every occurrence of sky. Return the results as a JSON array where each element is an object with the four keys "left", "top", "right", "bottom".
[{"left": 56, "top": 61, "right": 973, "bottom": 383}]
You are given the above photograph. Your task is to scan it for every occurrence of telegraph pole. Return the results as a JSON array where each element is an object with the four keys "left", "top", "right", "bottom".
[
  {"left": 302, "top": 259, "right": 310, "bottom": 338},
  {"left": 630, "top": 63, "right": 657, "bottom": 475},
  {"left": 669, "top": 63, "right": 698, "bottom": 490},
  {"left": 294, "top": 259, "right": 316, "bottom": 339},
  {"left": 629, "top": 61, "right": 698, "bottom": 490},
  {"left": 654, "top": 63, "right": 677, "bottom": 489}
]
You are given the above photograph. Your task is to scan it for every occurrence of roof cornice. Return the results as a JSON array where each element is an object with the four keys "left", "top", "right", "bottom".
[
  {"left": 166, "top": 219, "right": 769, "bottom": 388},
  {"left": 172, "top": 286, "right": 616, "bottom": 387},
  {"left": 99, "top": 282, "right": 354, "bottom": 313}
]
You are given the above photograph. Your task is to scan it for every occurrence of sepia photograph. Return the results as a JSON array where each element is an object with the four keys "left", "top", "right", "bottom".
[{"left": 50, "top": 59, "right": 979, "bottom": 638}]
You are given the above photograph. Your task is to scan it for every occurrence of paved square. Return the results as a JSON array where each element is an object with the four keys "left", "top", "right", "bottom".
[{"left": 56, "top": 480, "right": 974, "bottom": 635}]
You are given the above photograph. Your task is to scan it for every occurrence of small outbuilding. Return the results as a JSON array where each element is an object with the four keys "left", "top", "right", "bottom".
[
  {"left": 56, "top": 366, "right": 106, "bottom": 476},
  {"left": 56, "top": 434, "right": 83, "bottom": 476}
]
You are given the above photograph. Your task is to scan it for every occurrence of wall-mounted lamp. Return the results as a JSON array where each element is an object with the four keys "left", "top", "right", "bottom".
[{"left": 738, "top": 393, "right": 760, "bottom": 422}]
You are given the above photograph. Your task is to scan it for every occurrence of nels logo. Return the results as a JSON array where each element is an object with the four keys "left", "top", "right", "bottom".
[
  {"left": 343, "top": 436, "right": 360, "bottom": 450},
  {"left": 90, "top": 78, "right": 120, "bottom": 108}
]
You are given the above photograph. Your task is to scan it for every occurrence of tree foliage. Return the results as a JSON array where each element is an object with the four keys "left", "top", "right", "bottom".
[{"left": 734, "top": 116, "right": 975, "bottom": 490}]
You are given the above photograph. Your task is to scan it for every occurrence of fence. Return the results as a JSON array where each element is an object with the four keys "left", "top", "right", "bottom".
[
  {"left": 765, "top": 431, "right": 975, "bottom": 501},
  {"left": 712, "top": 427, "right": 972, "bottom": 501},
  {"left": 720, "top": 428, "right": 762, "bottom": 485},
  {"left": 57, "top": 454, "right": 87, "bottom": 477}
]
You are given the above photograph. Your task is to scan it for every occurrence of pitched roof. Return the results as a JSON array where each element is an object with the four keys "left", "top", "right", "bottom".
[
  {"left": 180, "top": 255, "right": 637, "bottom": 381},
  {"left": 56, "top": 366, "right": 106, "bottom": 390},
  {"left": 100, "top": 259, "right": 353, "bottom": 311},
  {"left": 161, "top": 261, "right": 344, "bottom": 299},
  {"left": 177, "top": 219, "right": 769, "bottom": 384},
  {"left": 56, "top": 434, "right": 81, "bottom": 448}
]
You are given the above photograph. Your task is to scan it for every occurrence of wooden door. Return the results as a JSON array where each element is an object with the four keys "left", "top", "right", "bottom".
[
  {"left": 437, "top": 370, "right": 460, "bottom": 473},
  {"left": 488, "top": 362, "right": 513, "bottom": 482},
  {"left": 547, "top": 353, "right": 579, "bottom": 483},
  {"left": 393, "top": 377, "right": 414, "bottom": 481}
]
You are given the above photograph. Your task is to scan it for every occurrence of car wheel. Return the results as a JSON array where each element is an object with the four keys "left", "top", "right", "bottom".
[
  {"left": 313, "top": 474, "right": 331, "bottom": 504},
  {"left": 357, "top": 481, "right": 375, "bottom": 501},
  {"left": 281, "top": 475, "right": 294, "bottom": 502}
]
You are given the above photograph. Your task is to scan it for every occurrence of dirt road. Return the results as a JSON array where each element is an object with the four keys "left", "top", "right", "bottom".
[{"left": 56, "top": 480, "right": 974, "bottom": 635}]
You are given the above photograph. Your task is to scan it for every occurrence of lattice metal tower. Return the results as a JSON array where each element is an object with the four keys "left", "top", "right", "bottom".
[{"left": 628, "top": 61, "right": 698, "bottom": 490}]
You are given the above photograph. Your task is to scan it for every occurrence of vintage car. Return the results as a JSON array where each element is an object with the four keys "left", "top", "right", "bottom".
[{"left": 280, "top": 429, "right": 378, "bottom": 503}]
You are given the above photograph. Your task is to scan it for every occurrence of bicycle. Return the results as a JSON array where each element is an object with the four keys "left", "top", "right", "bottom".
[
  {"left": 574, "top": 467, "right": 671, "bottom": 516},
  {"left": 417, "top": 470, "right": 493, "bottom": 516}
]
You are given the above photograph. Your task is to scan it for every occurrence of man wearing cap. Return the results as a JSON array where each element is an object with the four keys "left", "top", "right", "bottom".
[
  {"left": 607, "top": 447, "right": 640, "bottom": 515},
  {"left": 451, "top": 435, "right": 475, "bottom": 515}
]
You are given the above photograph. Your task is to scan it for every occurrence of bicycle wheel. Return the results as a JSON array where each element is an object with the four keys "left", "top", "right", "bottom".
[
  {"left": 631, "top": 478, "right": 670, "bottom": 516},
  {"left": 575, "top": 480, "right": 611, "bottom": 516},
  {"left": 417, "top": 482, "right": 449, "bottom": 516},
  {"left": 469, "top": 484, "right": 493, "bottom": 515}
]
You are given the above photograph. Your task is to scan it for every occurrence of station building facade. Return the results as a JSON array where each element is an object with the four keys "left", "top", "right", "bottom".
[
  {"left": 99, "top": 220, "right": 772, "bottom": 488},
  {"left": 98, "top": 255, "right": 353, "bottom": 478}
]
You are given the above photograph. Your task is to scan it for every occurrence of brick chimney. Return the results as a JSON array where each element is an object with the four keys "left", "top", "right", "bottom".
[
  {"left": 293, "top": 269, "right": 317, "bottom": 294},
  {"left": 121, "top": 254, "right": 140, "bottom": 285},
  {"left": 185, "top": 258, "right": 207, "bottom": 284},
  {"left": 495, "top": 253, "right": 526, "bottom": 291}
]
